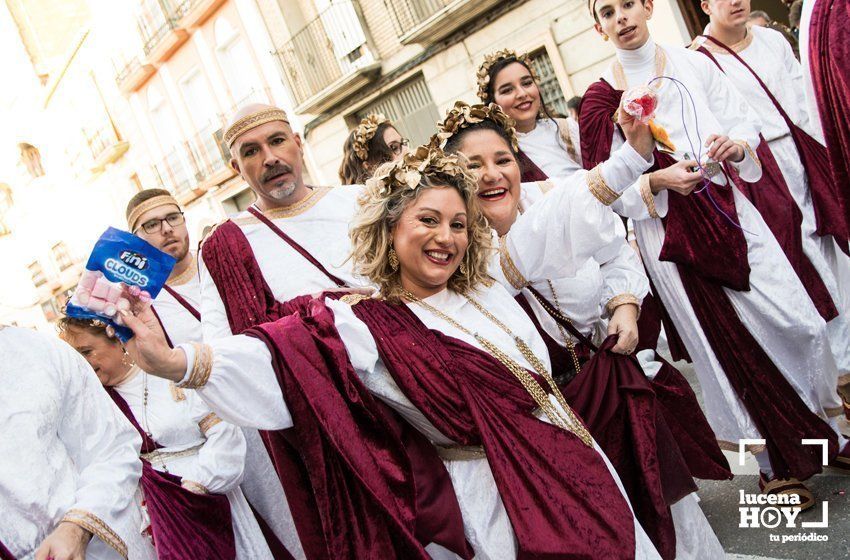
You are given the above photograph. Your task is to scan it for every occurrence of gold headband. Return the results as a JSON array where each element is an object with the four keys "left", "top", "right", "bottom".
[
  {"left": 435, "top": 101, "right": 519, "bottom": 152},
  {"left": 128, "top": 194, "right": 181, "bottom": 232},
  {"left": 476, "top": 49, "right": 536, "bottom": 103},
  {"left": 352, "top": 114, "right": 390, "bottom": 161},
  {"left": 223, "top": 108, "right": 290, "bottom": 149}
]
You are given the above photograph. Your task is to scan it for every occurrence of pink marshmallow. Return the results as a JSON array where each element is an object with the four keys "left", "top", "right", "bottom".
[
  {"left": 79, "top": 271, "right": 98, "bottom": 291},
  {"left": 107, "top": 284, "right": 123, "bottom": 304},
  {"left": 104, "top": 304, "right": 117, "bottom": 317},
  {"left": 75, "top": 289, "right": 91, "bottom": 306},
  {"left": 91, "top": 277, "right": 112, "bottom": 299},
  {"left": 116, "top": 298, "right": 131, "bottom": 312},
  {"left": 87, "top": 298, "right": 107, "bottom": 313}
]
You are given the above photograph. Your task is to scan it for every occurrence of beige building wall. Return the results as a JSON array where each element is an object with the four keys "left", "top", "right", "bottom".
[{"left": 285, "top": 0, "right": 691, "bottom": 183}]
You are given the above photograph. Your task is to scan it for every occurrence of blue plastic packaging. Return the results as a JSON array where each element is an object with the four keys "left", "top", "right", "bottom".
[{"left": 66, "top": 227, "right": 176, "bottom": 341}]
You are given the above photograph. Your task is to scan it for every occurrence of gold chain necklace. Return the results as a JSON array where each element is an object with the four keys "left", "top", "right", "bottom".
[
  {"left": 401, "top": 290, "right": 593, "bottom": 447},
  {"left": 540, "top": 281, "right": 583, "bottom": 376},
  {"left": 141, "top": 370, "right": 169, "bottom": 472}
]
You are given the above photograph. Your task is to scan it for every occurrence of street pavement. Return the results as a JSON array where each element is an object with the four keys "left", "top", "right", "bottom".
[{"left": 665, "top": 349, "right": 850, "bottom": 559}]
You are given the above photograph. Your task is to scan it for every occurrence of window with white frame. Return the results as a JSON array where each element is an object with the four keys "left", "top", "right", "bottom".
[
  {"left": 28, "top": 261, "right": 48, "bottom": 288},
  {"left": 215, "top": 17, "right": 264, "bottom": 108},
  {"left": 51, "top": 242, "right": 74, "bottom": 271},
  {"left": 528, "top": 48, "right": 568, "bottom": 117},
  {"left": 355, "top": 76, "right": 440, "bottom": 149}
]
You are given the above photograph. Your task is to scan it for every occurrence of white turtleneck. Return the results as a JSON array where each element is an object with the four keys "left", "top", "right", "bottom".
[{"left": 602, "top": 38, "right": 763, "bottom": 221}]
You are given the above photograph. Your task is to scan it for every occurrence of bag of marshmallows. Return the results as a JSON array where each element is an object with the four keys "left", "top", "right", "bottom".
[{"left": 66, "top": 227, "right": 175, "bottom": 341}]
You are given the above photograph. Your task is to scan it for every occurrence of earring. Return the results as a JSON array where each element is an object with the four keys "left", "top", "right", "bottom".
[
  {"left": 459, "top": 260, "right": 468, "bottom": 276},
  {"left": 603, "top": 34, "right": 609, "bottom": 41},
  {"left": 388, "top": 248, "right": 399, "bottom": 271}
]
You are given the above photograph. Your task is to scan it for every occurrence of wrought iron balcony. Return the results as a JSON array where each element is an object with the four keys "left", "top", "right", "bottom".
[
  {"left": 115, "top": 55, "right": 156, "bottom": 93},
  {"left": 138, "top": 0, "right": 188, "bottom": 63},
  {"left": 273, "top": 1, "right": 380, "bottom": 114},
  {"left": 385, "top": 0, "right": 502, "bottom": 44},
  {"left": 152, "top": 122, "right": 233, "bottom": 203},
  {"left": 173, "top": 0, "right": 226, "bottom": 28},
  {"left": 84, "top": 125, "right": 130, "bottom": 172}
]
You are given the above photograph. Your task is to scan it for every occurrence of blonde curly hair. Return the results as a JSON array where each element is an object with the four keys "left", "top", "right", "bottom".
[{"left": 349, "top": 145, "right": 494, "bottom": 301}]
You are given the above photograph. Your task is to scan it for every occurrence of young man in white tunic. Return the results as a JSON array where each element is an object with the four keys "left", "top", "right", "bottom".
[
  {"left": 695, "top": 0, "right": 850, "bottom": 406},
  {"left": 0, "top": 326, "right": 141, "bottom": 560},
  {"left": 585, "top": 0, "right": 850, "bottom": 502},
  {"left": 125, "top": 189, "right": 284, "bottom": 559}
]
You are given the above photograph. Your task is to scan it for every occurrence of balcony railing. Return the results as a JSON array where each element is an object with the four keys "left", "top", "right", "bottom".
[
  {"left": 385, "top": 0, "right": 502, "bottom": 44},
  {"left": 115, "top": 55, "right": 156, "bottom": 92},
  {"left": 83, "top": 125, "right": 130, "bottom": 171},
  {"left": 152, "top": 121, "right": 233, "bottom": 202},
  {"left": 138, "top": 0, "right": 188, "bottom": 62},
  {"left": 273, "top": 0, "right": 380, "bottom": 114},
  {"left": 173, "top": 0, "right": 226, "bottom": 27}
]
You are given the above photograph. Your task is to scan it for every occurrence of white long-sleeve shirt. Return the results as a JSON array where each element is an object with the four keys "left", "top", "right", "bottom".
[{"left": 0, "top": 327, "right": 141, "bottom": 560}]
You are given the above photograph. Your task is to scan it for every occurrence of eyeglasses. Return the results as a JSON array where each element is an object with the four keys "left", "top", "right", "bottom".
[
  {"left": 388, "top": 138, "right": 409, "bottom": 156},
  {"left": 136, "top": 212, "right": 185, "bottom": 234}
]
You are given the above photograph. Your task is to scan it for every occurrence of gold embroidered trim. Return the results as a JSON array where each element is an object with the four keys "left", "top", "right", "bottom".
[
  {"left": 232, "top": 187, "right": 331, "bottom": 225},
  {"left": 700, "top": 29, "right": 754, "bottom": 54},
  {"left": 435, "top": 444, "right": 486, "bottom": 461},
  {"left": 128, "top": 195, "right": 180, "bottom": 232},
  {"left": 734, "top": 140, "right": 760, "bottom": 168},
  {"left": 717, "top": 439, "right": 767, "bottom": 454},
  {"left": 167, "top": 255, "right": 196, "bottom": 287},
  {"left": 62, "top": 509, "right": 127, "bottom": 559},
  {"left": 498, "top": 235, "right": 529, "bottom": 290},
  {"left": 181, "top": 480, "right": 210, "bottom": 494},
  {"left": 169, "top": 382, "right": 186, "bottom": 402},
  {"left": 178, "top": 342, "right": 213, "bottom": 389},
  {"left": 612, "top": 45, "right": 667, "bottom": 91},
  {"left": 605, "top": 293, "right": 641, "bottom": 316},
  {"left": 639, "top": 173, "right": 659, "bottom": 218},
  {"left": 141, "top": 443, "right": 202, "bottom": 464},
  {"left": 224, "top": 108, "right": 289, "bottom": 148},
  {"left": 340, "top": 293, "right": 370, "bottom": 306},
  {"left": 198, "top": 412, "right": 222, "bottom": 434},
  {"left": 536, "top": 180, "right": 555, "bottom": 194},
  {"left": 838, "top": 373, "right": 850, "bottom": 386},
  {"left": 825, "top": 405, "right": 844, "bottom": 418},
  {"left": 586, "top": 165, "right": 620, "bottom": 206}
]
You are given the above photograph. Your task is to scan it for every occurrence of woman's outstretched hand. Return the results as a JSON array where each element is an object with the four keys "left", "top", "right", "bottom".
[{"left": 119, "top": 297, "right": 187, "bottom": 382}]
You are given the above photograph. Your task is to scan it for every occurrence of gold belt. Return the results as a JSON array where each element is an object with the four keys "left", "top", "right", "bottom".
[
  {"left": 141, "top": 443, "right": 203, "bottom": 464},
  {"left": 435, "top": 444, "right": 486, "bottom": 461}
]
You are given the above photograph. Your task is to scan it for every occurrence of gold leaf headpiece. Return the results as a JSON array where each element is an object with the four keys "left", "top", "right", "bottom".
[
  {"left": 476, "top": 49, "right": 536, "bottom": 103},
  {"left": 352, "top": 114, "right": 390, "bottom": 161},
  {"left": 434, "top": 101, "right": 519, "bottom": 152},
  {"left": 364, "top": 145, "right": 473, "bottom": 200}
]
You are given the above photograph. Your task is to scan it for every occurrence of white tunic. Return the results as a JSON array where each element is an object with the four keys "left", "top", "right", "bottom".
[
  {"left": 516, "top": 117, "right": 583, "bottom": 178},
  {"left": 0, "top": 327, "right": 141, "bottom": 560},
  {"left": 113, "top": 369, "right": 272, "bottom": 559},
  {"left": 181, "top": 283, "right": 662, "bottom": 559},
  {"left": 604, "top": 39, "right": 843, "bottom": 449},
  {"left": 798, "top": 0, "right": 824, "bottom": 140},
  {"left": 693, "top": 26, "right": 850, "bottom": 375},
  {"left": 153, "top": 263, "right": 288, "bottom": 560}
]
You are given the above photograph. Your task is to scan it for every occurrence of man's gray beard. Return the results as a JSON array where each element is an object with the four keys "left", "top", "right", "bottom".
[{"left": 268, "top": 182, "right": 297, "bottom": 200}]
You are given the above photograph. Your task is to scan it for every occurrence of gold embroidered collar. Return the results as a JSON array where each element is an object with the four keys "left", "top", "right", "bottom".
[
  {"left": 234, "top": 186, "right": 331, "bottom": 225},
  {"left": 167, "top": 254, "right": 197, "bottom": 286}
]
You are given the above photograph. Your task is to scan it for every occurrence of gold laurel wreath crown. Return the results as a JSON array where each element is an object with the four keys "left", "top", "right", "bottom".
[
  {"left": 476, "top": 49, "right": 537, "bottom": 103},
  {"left": 364, "top": 144, "right": 475, "bottom": 199},
  {"left": 434, "top": 101, "right": 519, "bottom": 152},
  {"left": 352, "top": 114, "right": 391, "bottom": 161}
]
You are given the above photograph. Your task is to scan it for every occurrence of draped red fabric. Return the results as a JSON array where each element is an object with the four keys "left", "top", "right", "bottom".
[
  {"left": 201, "top": 221, "right": 471, "bottom": 559},
  {"left": 580, "top": 78, "right": 751, "bottom": 291},
  {"left": 808, "top": 0, "right": 850, "bottom": 238},
  {"left": 694, "top": 42, "right": 838, "bottom": 320},
  {"left": 0, "top": 539, "right": 15, "bottom": 560},
  {"left": 105, "top": 389, "right": 236, "bottom": 560},
  {"left": 517, "top": 148, "right": 549, "bottom": 182},
  {"left": 515, "top": 292, "right": 728, "bottom": 559},
  {"left": 579, "top": 78, "right": 839, "bottom": 480},
  {"left": 346, "top": 297, "right": 638, "bottom": 560}
]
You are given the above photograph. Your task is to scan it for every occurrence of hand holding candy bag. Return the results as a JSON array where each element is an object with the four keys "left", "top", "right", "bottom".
[{"left": 66, "top": 227, "right": 175, "bottom": 341}]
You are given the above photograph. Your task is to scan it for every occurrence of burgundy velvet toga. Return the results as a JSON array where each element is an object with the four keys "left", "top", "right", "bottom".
[
  {"left": 201, "top": 220, "right": 471, "bottom": 560},
  {"left": 809, "top": 0, "right": 850, "bottom": 233},
  {"left": 579, "top": 79, "right": 838, "bottom": 480},
  {"left": 0, "top": 539, "right": 14, "bottom": 560},
  {"left": 105, "top": 388, "right": 236, "bottom": 560}
]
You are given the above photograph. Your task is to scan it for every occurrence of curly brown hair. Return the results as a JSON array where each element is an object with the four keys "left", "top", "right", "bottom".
[{"left": 349, "top": 146, "right": 494, "bottom": 301}]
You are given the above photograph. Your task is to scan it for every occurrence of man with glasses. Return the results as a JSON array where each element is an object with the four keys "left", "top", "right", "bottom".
[{"left": 126, "top": 189, "right": 200, "bottom": 346}]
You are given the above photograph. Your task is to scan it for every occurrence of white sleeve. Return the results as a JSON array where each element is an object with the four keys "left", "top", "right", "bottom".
[
  {"left": 186, "top": 396, "right": 247, "bottom": 494},
  {"left": 598, "top": 237, "right": 650, "bottom": 317},
  {"left": 699, "top": 54, "right": 764, "bottom": 182},
  {"left": 608, "top": 131, "right": 670, "bottom": 221},
  {"left": 178, "top": 337, "right": 293, "bottom": 431},
  {"left": 199, "top": 246, "right": 234, "bottom": 340},
  {"left": 499, "top": 141, "right": 654, "bottom": 287},
  {"left": 58, "top": 344, "right": 142, "bottom": 557}
]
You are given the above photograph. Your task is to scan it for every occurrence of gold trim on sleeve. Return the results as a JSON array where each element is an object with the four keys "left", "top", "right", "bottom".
[
  {"left": 177, "top": 343, "right": 213, "bottom": 389},
  {"left": 638, "top": 173, "right": 659, "bottom": 218},
  {"left": 498, "top": 235, "right": 529, "bottom": 290},
  {"left": 198, "top": 413, "right": 222, "bottom": 435},
  {"left": 536, "top": 180, "right": 555, "bottom": 194},
  {"left": 605, "top": 293, "right": 642, "bottom": 317},
  {"left": 181, "top": 480, "right": 210, "bottom": 494},
  {"left": 62, "top": 509, "right": 127, "bottom": 559},
  {"left": 340, "top": 293, "right": 370, "bottom": 306},
  {"left": 586, "top": 165, "right": 621, "bottom": 206},
  {"left": 169, "top": 382, "right": 186, "bottom": 402},
  {"left": 734, "top": 140, "right": 760, "bottom": 168}
]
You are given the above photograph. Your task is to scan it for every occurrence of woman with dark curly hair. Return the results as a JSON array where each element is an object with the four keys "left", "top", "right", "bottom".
[{"left": 338, "top": 114, "right": 409, "bottom": 184}]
